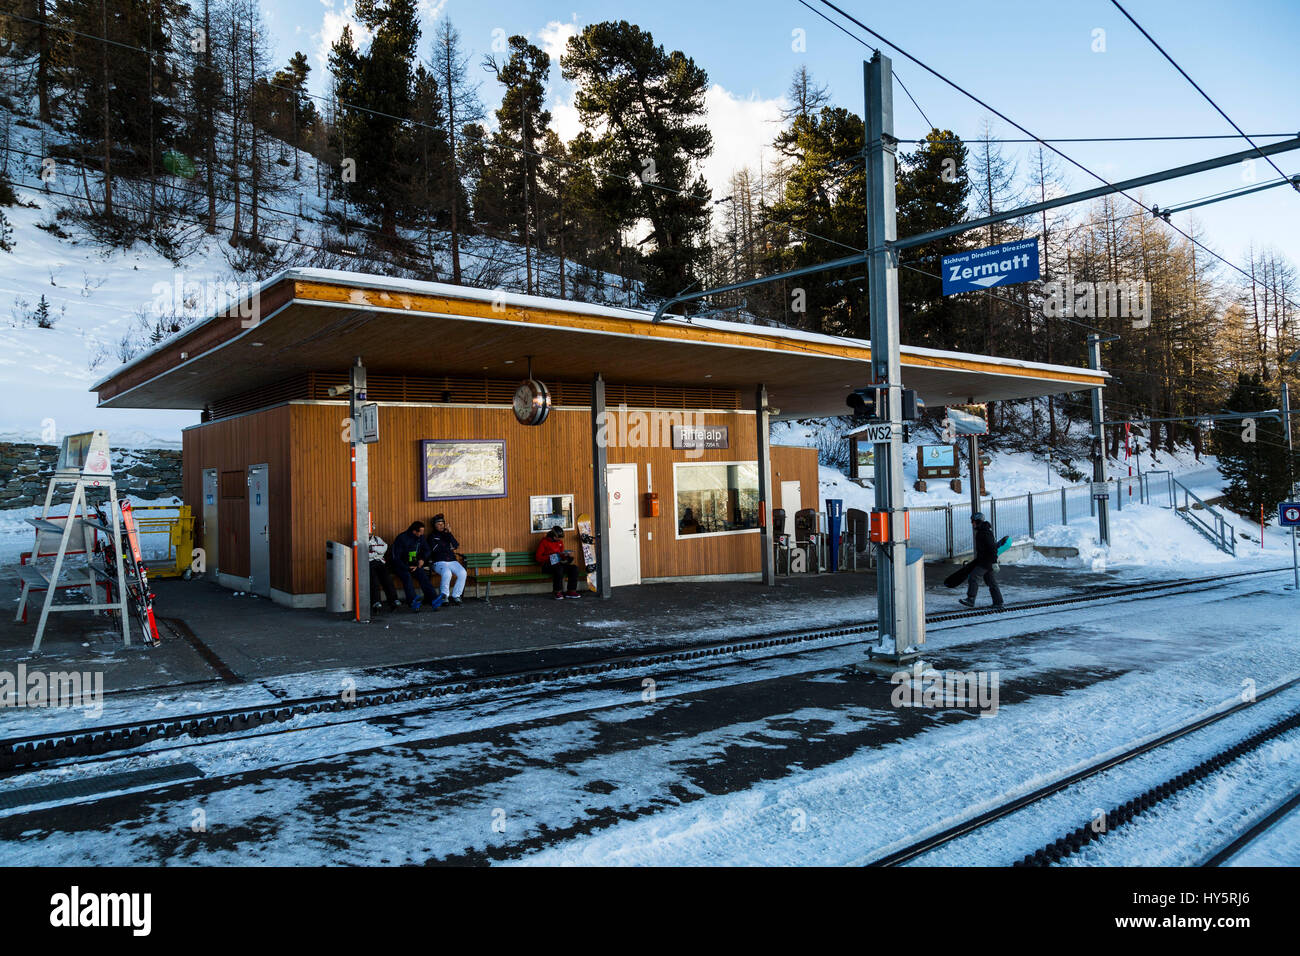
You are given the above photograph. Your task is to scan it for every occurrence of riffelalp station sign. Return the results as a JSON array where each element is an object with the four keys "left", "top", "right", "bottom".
[
  {"left": 942, "top": 238, "right": 1040, "bottom": 295},
  {"left": 671, "top": 424, "right": 729, "bottom": 450}
]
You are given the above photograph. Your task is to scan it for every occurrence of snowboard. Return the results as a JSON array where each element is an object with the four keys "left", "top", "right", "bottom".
[
  {"left": 943, "top": 536, "right": 1010, "bottom": 588},
  {"left": 943, "top": 563, "right": 974, "bottom": 589},
  {"left": 119, "top": 500, "right": 161, "bottom": 645},
  {"left": 576, "top": 512, "right": 598, "bottom": 592}
]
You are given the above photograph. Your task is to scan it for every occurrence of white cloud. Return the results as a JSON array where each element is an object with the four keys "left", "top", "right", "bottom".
[
  {"left": 700, "top": 84, "right": 786, "bottom": 204},
  {"left": 539, "top": 18, "right": 583, "bottom": 141},
  {"left": 312, "top": 0, "right": 369, "bottom": 81},
  {"left": 538, "top": 17, "right": 579, "bottom": 63},
  {"left": 418, "top": 0, "right": 448, "bottom": 21}
]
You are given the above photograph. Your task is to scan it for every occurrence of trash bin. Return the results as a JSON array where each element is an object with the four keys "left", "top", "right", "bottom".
[
  {"left": 325, "top": 540, "right": 354, "bottom": 613},
  {"left": 906, "top": 545, "right": 926, "bottom": 649}
]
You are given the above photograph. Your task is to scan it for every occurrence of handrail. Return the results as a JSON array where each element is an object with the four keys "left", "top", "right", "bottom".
[
  {"left": 1170, "top": 476, "right": 1236, "bottom": 556},
  {"left": 899, "top": 472, "right": 1236, "bottom": 559}
]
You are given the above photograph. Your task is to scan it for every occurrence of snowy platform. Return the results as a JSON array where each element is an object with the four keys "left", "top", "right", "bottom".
[{"left": 2, "top": 562, "right": 1194, "bottom": 698}]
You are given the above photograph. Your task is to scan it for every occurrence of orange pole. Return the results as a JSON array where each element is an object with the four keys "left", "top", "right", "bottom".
[{"left": 352, "top": 446, "right": 360, "bottom": 620}]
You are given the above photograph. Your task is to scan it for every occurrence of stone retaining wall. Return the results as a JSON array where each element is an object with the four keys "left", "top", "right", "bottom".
[{"left": 0, "top": 443, "right": 182, "bottom": 508}]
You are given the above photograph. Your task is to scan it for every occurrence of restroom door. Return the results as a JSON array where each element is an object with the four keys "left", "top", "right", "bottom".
[
  {"left": 202, "top": 468, "right": 219, "bottom": 575},
  {"left": 780, "top": 480, "right": 802, "bottom": 535},
  {"left": 606, "top": 463, "right": 641, "bottom": 587},
  {"left": 247, "top": 463, "right": 270, "bottom": 596}
]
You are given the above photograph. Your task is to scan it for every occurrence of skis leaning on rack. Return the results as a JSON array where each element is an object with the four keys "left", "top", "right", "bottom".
[{"left": 118, "top": 500, "right": 161, "bottom": 646}]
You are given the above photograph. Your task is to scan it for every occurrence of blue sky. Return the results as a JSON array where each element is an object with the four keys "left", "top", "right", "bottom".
[{"left": 260, "top": 0, "right": 1300, "bottom": 277}]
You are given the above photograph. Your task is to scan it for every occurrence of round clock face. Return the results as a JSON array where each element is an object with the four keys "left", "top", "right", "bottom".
[
  {"left": 513, "top": 382, "right": 537, "bottom": 423},
  {"left": 513, "top": 379, "right": 550, "bottom": 425}
]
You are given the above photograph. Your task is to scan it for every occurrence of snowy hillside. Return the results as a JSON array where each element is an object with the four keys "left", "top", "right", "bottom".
[{"left": 0, "top": 100, "right": 643, "bottom": 450}]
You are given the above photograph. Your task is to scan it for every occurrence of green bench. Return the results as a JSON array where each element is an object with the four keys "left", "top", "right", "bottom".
[{"left": 462, "top": 551, "right": 553, "bottom": 601}]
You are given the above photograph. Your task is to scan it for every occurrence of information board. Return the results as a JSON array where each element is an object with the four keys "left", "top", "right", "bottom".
[{"left": 917, "top": 444, "right": 959, "bottom": 479}]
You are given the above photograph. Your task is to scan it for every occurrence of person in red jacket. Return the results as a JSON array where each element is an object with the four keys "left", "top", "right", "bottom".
[{"left": 535, "top": 525, "right": 580, "bottom": 599}]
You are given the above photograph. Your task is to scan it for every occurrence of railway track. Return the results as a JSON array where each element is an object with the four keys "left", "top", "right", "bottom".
[
  {"left": 861, "top": 675, "right": 1300, "bottom": 867},
  {"left": 0, "top": 565, "right": 1285, "bottom": 778},
  {"left": 1203, "top": 785, "right": 1300, "bottom": 866},
  {"left": 1014, "top": 710, "right": 1300, "bottom": 867}
]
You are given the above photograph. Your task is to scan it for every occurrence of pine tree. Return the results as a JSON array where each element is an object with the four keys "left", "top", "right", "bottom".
[
  {"left": 407, "top": 61, "right": 453, "bottom": 277},
  {"left": 328, "top": 0, "right": 421, "bottom": 239},
  {"left": 479, "top": 36, "right": 552, "bottom": 293},
  {"left": 262, "top": 51, "right": 317, "bottom": 180},
  {"left": 561, "top": 20, "right": 712, "bottom": 299},
  {"left": 765, "top": 104, "right": 867, "bottom": 336},
  {"left": 54, "top": 0, "right": 187, "bottom": 226},
  {"left": 896, "top": 128, "right": 971, "bottom": 351},
  {"left": 1213, "top": 373, "right": 1292, "bottom": 519},
  {"left": 33, "top": 294, "right": 54, "bottom": 327},
  {"left": 430, "top": 19, "right": 482, "bottom": 285}
]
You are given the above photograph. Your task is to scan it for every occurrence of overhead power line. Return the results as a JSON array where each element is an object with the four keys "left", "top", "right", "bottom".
[
  {"left": 808, "top": 0, "right": 1300, "bottom": 319},
  {"left": 898, "top": 133, "right": 1297, "bottom": 145},
  {"left": 1109, "top": 0, "right": 1299, "bottom": 197}
]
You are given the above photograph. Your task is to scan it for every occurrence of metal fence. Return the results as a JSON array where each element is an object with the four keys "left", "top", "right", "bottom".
[
  {"left": 900, "top": 469, "right": 1185, "bottom": 562},
  {"left": 823, "top": 468, "right": 1228, "bottom": 569}
]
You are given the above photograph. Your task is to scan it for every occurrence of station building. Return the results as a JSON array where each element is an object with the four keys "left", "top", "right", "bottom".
[{"left": 92, "top": 269, "right": 1106, "bottom": 607}]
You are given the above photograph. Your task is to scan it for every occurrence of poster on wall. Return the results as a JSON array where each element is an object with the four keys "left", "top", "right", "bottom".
[
  {"left": 530, "top": 494, "right": 575, "bottom": 533},
  {"left": 421, "top": 440, "right": 507, "bottom": 501}
]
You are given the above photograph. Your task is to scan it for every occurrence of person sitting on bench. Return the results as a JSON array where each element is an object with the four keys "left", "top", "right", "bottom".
[
  {"left": 367, "top": 531, "right": 400, "bottom": 612},
  {"left": 427, "top": 513, "right": 467, "bottom": 606},
  {"left": 535, "top": 525, "right": 580, "bottom": 599},
  {"left": 389, "top": 520, "right": 441, "bottom": 611}
]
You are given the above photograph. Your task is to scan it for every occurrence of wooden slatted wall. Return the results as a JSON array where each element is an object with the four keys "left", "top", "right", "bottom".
[{"left": 184, "top": 401, "right": 818, "bottom": 595}]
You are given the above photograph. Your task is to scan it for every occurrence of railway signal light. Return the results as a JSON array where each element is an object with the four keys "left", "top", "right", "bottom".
[
  {"left": 847, "top": 386, "right": 886, "bottom": 422},
  {"left": 849, "top": 387, "right": 924, "bottom": 423}
]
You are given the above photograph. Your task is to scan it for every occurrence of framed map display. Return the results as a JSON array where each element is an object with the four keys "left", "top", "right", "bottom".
[{"left": 421, "top": 440, "right": 507, "bottom": 501}]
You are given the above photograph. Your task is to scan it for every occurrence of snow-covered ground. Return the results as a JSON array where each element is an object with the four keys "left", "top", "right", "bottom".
[
  {"left": 2, "top": 565, "right": 1295, "bottom": 865},
  {"left": 0, "top": 196, "right": 202, "bottom": 447}
]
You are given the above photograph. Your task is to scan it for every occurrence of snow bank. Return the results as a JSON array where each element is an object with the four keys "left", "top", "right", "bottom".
[{"left": 1029, "top": 503, "right": 1261, "bottom": 571}]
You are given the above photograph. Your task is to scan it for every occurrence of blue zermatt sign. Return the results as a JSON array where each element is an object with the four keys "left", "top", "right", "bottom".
[{"left": 941, "top": 238, "right": 1040, "bottom": 296}]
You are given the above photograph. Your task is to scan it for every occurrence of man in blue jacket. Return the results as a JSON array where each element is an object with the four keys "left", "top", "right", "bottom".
[
  {"left": 388, "top": 520, "right": 442, "bottom": 611},
  {"left": 959, "top": 512, "right": 1004, "bottom": 609}
]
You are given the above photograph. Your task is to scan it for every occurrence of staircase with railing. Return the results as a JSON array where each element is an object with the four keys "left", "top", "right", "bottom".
[{"left": 1170, "top": 477, "right": 1237, "bottom": 556}]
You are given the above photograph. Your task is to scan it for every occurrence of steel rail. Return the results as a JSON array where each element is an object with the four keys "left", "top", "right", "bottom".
[{"left": 1, "top": 567, "right": 1286, "bottom": 775}]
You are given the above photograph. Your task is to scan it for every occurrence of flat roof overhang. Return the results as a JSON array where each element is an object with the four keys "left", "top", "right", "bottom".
[{"left": 93, "top": 268, "right": 1106, "bottom": 419}]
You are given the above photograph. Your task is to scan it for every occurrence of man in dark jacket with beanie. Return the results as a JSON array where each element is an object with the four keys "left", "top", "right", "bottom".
[
  {"left": 959, "top": 512, "right": 1004, "bottom": 609},
  {"left": 388, "top": 520, "right": 441, "bottom": 611}
]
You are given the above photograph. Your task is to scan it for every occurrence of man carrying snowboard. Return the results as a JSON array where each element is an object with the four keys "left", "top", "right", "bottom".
[{"left": 959, "top": 512, "right": 1004, "bottom": 609}]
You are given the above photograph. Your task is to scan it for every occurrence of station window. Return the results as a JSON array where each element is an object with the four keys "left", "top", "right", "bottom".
[
  {"left": 530, "top": 494, "right": 575, "bottom": 533},
  {"left": 674, "top": 462, "right": 759, "bottom": 538}
]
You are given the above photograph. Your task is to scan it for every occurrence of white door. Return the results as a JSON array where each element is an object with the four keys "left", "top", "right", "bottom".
[
  {"left": 248, "top": 463, "right": 270, "bottom": 597},
  {"left": 606, "top": 463, "right": 641, "bottom": 587},
  {"left": 780, "top": 480, "right": 802, "bottom": 535}
]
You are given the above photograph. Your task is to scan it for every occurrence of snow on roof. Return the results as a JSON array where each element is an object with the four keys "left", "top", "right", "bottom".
[{"left": 91, "top": 266, "right": 1106, "bottom": 390}]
